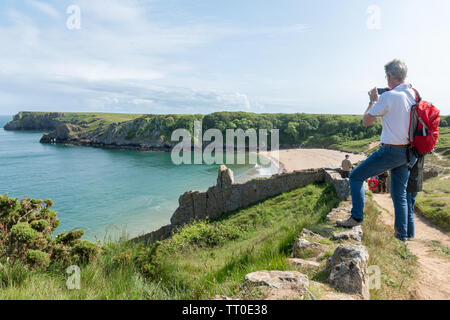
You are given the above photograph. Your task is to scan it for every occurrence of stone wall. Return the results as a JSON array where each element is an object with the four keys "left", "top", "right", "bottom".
[{"left": 134, "top": 166, "right": 349, "bottom": 244}]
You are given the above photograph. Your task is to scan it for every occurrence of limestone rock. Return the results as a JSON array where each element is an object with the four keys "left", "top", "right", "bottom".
[
  {"left": 4, "top": 112, "right": 64, "bottom": 131},
  {"left": 300, "top": 228, "right": 324, "bottom": 239},
  {"left": 423, "top": 167, "right": 439, "bottom": 180},
  {"left": 244, "top": 270, "right": 313, "bottom": 299},
  {"left": 55, "top": 123, "right": 81, "bottom": 141},
  {"left": 308, "top": 281, "right": 360, "bottom": 300},
  {"left": 288, "top": 258, "right": 320, "bottom": 268},
  {"left": 170, "top": 191, "right": 196, "bottom": 225},
  {"left": 292, "top": 238, "right": 325, "bottom": 259},
  {"left": 327, "top": 206, "right": 351, "bottom": 222},
  {"left": 332, "top": 225, "right": 363, "bottom": 242},
  {"left": 217, "top": 165, "right": 234, "bottom": 188},
  {"left": 244, "top": 270, "right": 309, "bottom": 289},
  {"left": 325, "top": 244, "right": 370, "bottom": 300},
  {"left": 324, "top": 170, "right": 350, "bottom": 200}
]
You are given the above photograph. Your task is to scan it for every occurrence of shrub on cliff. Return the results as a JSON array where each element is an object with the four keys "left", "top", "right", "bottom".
[{"left": 0, "top": 194, "right": 99, "bottom": 270}]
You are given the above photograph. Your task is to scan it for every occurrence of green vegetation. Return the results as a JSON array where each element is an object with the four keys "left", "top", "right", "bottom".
[
  {"left": 416, "top": 174, "right": 450, "bottom": 232},
  {"left": 6, "top": 111, "right": 381, "bottom": 148},
  {"left": 6, "top": 112, "right": 449, "bottom": 154},
  {"left": 363, "top": 194, "right": 418, "bottom": 299},
  {"left": 1, "top": 183, "right": 419, "bottom": 300},
  {"left": 434, "top": 126, "right": 450, "bottom": 159},
  {"left": 0, "top": 195, "right": 100, "bottom": 271},
  {"left": 0, "top": 184, "right": 339, "bottom": 299},
  {"left": 426, "top": 240, "right": 450, "bottom": 259}
]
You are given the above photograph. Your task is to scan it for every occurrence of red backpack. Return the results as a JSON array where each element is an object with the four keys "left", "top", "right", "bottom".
[{"left": 409, "top": 89, "right": 441, "bottom": 155}]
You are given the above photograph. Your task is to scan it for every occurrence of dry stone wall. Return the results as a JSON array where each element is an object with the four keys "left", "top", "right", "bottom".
[{"left": 135, "top": 165, "right": 349, "bottom": 244}]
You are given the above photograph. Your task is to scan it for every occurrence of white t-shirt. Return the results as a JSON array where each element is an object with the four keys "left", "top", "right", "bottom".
[{"left": 369, "top": 83, "right": 416, "bottom": 145}]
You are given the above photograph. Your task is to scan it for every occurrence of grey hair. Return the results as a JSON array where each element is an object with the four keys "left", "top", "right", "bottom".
[{"left": 384, "top": 59, "right": 408, "bottom": 81}]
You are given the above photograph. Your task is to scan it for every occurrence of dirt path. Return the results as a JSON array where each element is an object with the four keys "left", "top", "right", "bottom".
[{"left": 373, "top": 193, "right": 450, "bottom": 300}]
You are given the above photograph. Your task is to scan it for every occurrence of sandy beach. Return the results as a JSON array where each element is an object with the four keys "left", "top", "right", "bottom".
[{"left": 261, "top": 149, "right": 367, "bottom": 173}]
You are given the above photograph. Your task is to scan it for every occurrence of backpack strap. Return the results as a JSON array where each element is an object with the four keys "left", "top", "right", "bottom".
[{"left": 412, "top": 88, "right": 422, "bottom": 103}]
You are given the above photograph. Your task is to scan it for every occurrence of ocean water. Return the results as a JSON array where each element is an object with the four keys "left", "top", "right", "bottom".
[{"left": 0, "top": 115, "right": 277, "bottom": 241}]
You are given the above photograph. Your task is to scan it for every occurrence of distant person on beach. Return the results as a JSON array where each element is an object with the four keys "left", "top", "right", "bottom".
[
  {"left": 341, "top": 155, "right": 353, "bottom": 178},
  {"left": 337, "top": 59, "right": 417, "bottom": 242}
]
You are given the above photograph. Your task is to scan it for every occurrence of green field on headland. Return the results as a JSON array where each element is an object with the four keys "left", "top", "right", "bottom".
[{"left": 5, "top": 111, "right": 449, "bottom": 154}]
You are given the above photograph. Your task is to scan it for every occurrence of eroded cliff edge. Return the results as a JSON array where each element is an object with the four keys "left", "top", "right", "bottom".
[{"left": 4, "top": 112, "right": 66, "bottom": 131}]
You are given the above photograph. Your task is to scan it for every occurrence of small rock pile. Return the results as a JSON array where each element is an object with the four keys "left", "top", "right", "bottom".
[{"left": 241, "top": 215, "right": 370, "bottom": 300}]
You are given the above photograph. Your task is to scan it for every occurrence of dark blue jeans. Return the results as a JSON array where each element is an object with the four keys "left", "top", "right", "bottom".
[
  {"left": 349, "top": 145, "right": 415, "bottom": 241},
  {"left": 407, "top": 192, "right": 417, "bottom": 238}
]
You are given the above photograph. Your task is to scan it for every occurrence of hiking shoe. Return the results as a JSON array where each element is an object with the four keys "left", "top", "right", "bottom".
[{"left": 336, "top": 217, "right": 362, "bottom": 228}]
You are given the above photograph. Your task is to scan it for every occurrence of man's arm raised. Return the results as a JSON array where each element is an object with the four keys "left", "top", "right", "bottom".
[{"left": 363, "top": 87, "right": 379, "bottom": 127}]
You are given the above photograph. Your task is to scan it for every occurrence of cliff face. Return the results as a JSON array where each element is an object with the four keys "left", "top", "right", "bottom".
[
  {"left": 40, "top": 117, "right": 173, "bottom": 150},
  {"left": 4, "top": 112, "right": 65, "bottom": 131},
  {"left": 87, "top": 117, "right": 167, "bottom": 147},
  {"left": 5, "top": 112, "right": 176, "bottom": 150}
]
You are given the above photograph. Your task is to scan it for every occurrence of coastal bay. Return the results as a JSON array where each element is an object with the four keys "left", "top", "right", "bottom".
[{"left": 0, "top": 115, "right": 277, "bottom": 240}]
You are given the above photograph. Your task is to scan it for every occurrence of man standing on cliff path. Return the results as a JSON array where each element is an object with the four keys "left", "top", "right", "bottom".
[{"left": 336, "top": 59, "right": 417, "bottom": 242}]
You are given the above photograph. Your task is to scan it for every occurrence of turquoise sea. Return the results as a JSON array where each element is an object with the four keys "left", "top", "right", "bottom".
[{"left": 0, "top": 115, "right": 277, "bottom": 240}]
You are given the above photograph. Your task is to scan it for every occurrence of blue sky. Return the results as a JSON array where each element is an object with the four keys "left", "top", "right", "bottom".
[{"left": 0, "top": 0, "right": 449, "bottom": 115}]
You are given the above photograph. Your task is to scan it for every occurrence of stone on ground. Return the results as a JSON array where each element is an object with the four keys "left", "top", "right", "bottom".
[
  {"left": 300, "top": 228, "right": 324, "bottom": 239},
  {"left": 333, "top": 225, "right": 363, "bottom": 242},
  {"left": 288, "top": 258, "right": 321, "bottom": 268},
  {"left": 244, "top": 270, "right": 312, "bottom": 300},
  {"left": 308, "top": 281, "right": 360, "bottom": 300},
  {"left": 325, "top": 244, "right": 370, "bottom": 300},
  {"left": 326, "top": 206, "right": 351, "bottom": 222},
  {"left": 292, "top": 238, "right": 325, "bottom": 258}
]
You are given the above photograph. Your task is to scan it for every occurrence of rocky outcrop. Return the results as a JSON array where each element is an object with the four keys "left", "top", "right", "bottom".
[
  {"left": 325, "top": 244, "right": 370, "bottom": 300},
  {"left": 288, "top": 258, "right": 321, "bottom": 268},
  {"left": 423, "top": 167, "right": 440, "bottom": 180},
  {"left": 132, "top": 224, "right": 174, "bottom": 245},
  {"left": 4, "top": 112, "right": 65, "bottom": 131},
  {"left": 324, "top": 169, "right": 350, "bottom": 200},
  {"left": 244, "top": 270, "right": 313, "bottom": 300},
  {"left": 332, "top": 225, "right": 363, "bottom": 242},
  {"left": 245, "top": 270, "right": 310, "bottom": 289},
  {"left": 40, "top": 123, "right": 83, "bottom": 143},
  {"left": 87, "top": 117, "right": 167, "bottom": 148},
  {"left": 292, "top": 238, "right": 326, "bottom": 259},
  {"left": 299, "top": 228, "right": 324, "bottom": 239}
]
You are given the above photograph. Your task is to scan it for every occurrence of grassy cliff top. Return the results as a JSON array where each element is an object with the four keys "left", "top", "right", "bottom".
[{"left": 6, "top": 111, "right": 450, "bottom": 155}]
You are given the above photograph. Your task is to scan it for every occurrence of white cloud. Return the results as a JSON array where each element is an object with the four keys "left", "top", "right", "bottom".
[
  {"left": 28, "top": 0, "right": 60, "bottom": 18},
  {"left": 0, "top": 0, "right": 312, "bottom": 115}
]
